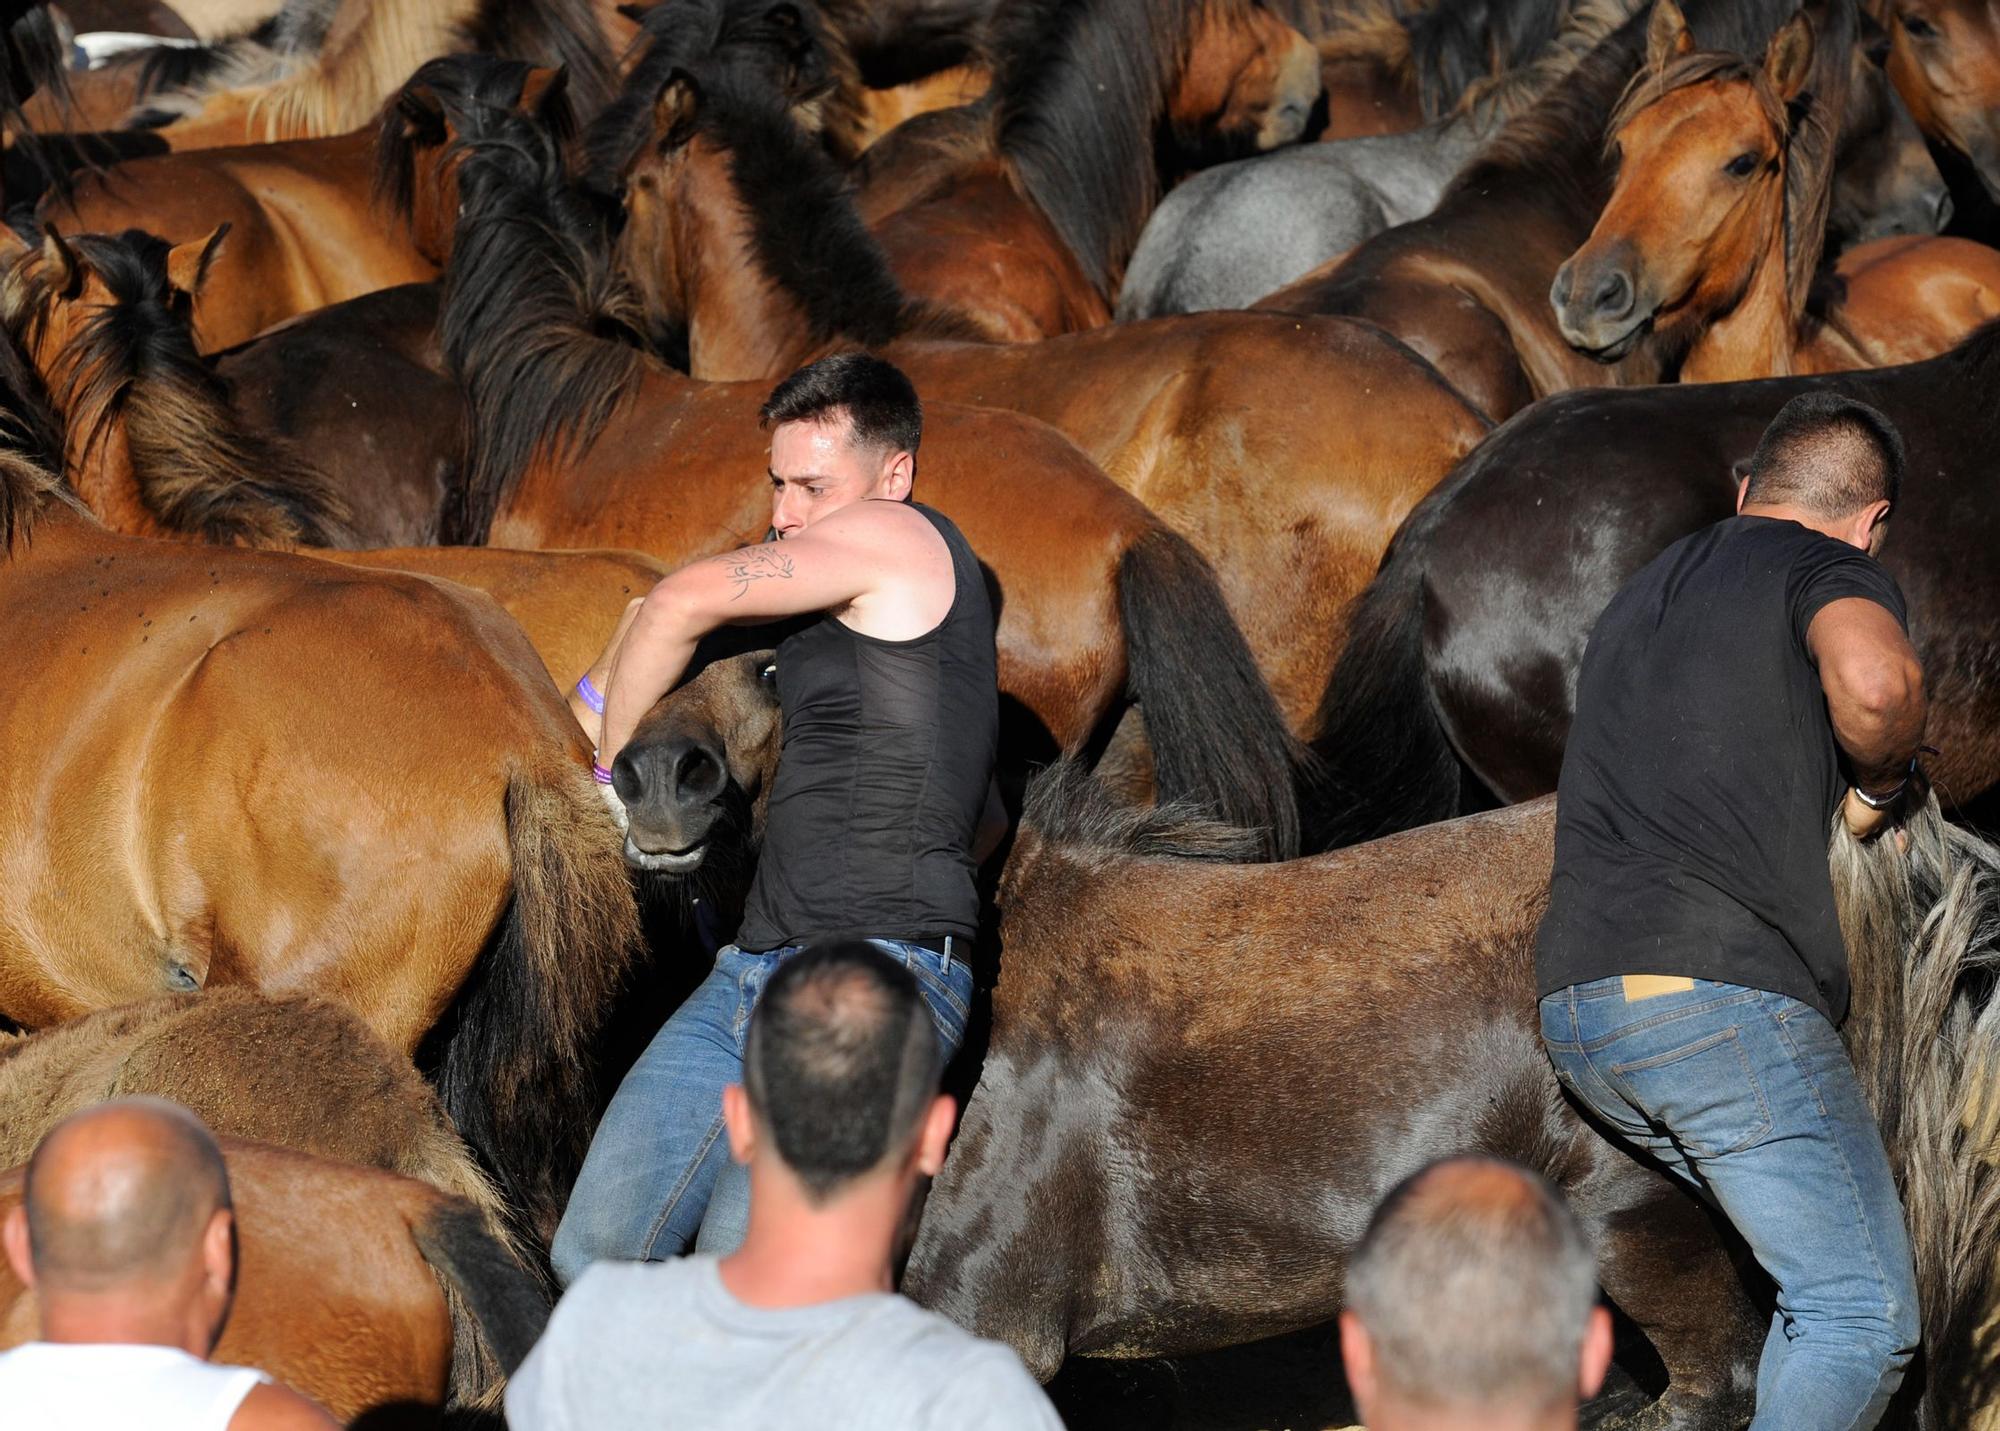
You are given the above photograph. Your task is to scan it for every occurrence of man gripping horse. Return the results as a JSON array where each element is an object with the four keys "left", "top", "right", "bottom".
[
  {"left": 551, "top": 354, "right": 998, "bottom": 1284},
  {"left": 1536, "top": 392, "right": 1926, "bottom": 1428}
]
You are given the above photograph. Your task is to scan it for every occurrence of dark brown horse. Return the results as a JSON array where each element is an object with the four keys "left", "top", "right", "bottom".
[
  {"left": 589, "top": 37, "right": 1491, "bottom": 752},
  {"left": 0, "top": 989, "right": 549, "bottom": 1412},
  {"left": 1307, "top": 321, "right": 2000, "bottom": 850},
  {"left": 847, "top": 0, "right": 1321, "bottom": 337},
  {"left": 441, "top": 97, "right": 1313, "bottom": 856}
]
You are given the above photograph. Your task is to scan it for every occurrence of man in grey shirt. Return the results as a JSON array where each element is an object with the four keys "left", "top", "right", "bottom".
[{"left": 506, "top": 942, "right": 1061, "bottom": 1430}]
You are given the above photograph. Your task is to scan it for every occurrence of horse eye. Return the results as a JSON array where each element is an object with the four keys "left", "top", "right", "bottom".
[
  {"left": 1725, "top": 152, "right": 1760, "bottom": 178},
  {"left": 1900, "top": 13, "right": 1937, "bottom": 39},
  {"left": 759, "top": 663, "right": 778, "bottom": 685}
]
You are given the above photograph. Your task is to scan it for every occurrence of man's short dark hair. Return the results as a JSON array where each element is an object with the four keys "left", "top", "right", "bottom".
[
  {"left": 758, "top": 353, "right": 922, "bottom": 457},
  {"left": 1345, "top": 1156, "right": 1598, "bottom": 1412},
  {"left": 742, "top": 942, "right": 942, "bottom": 1202},
  {"left": 1743, "top": 392, "right": 1906, "bottom": 518}
]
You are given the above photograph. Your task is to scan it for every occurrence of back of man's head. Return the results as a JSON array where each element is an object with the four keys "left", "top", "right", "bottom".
[
  {"left": 16, "top": 1098, "right": 232, "bottom": 1297},
  {"left": 1341, "top": 1156, "right": 1606, "bottom": 1425},
  {"left": 742, "top": 943, "right": 943, "bottom": 1203},
  {"left": 1743, "top": 392, "right": 1906, "bottom": 519}
]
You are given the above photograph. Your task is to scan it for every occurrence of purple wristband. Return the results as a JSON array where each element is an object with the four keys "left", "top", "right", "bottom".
[
  {"left": 576, "top": 673, "right": 606, "bottom": 715},
  {"left": 592, "top": 759, "right": 615, "bottom": 786}
]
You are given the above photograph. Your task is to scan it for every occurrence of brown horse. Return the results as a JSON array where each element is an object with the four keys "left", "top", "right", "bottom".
[
  {"left": 0, "top": 402, "right": 641, "bottom": 1243},
  {"left": 443, "top": 101, "right": 1314, "bottom": 857},
  {"left": 591, "top": 48, "right": 1490, "bottom": 748},
  {"left": 1878, "top": 0, "right": 2000, "bottom": 205},
  {"left": 846, "top": 0, "right": 1321, "bottom": 337},
  {"left": 1554, "top": 0, "right": 2000, "bottom": 381},
  {"left": 0, "top": 1140, "right": 543, "bottom": 1426},
  {"left": 39, "top": 56, "right": 569, "bottom": 352},
  {"left": 0, "top": 989, "right": 549, "bottom": 1411},
  {"left": 900, "top": 768, "right": 2000, "bottom": 1426}
]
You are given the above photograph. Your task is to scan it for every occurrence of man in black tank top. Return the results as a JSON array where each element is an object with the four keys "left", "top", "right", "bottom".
[{"left": 550, "top": 355, "right": 999, "bottom": 1284}]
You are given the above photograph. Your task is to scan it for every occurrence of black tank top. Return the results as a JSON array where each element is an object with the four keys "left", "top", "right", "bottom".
[{"left": 735, "top": 503, "right": 998, "bottom": 952}]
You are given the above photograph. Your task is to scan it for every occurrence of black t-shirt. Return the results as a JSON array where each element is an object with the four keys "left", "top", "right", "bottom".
[{"left": 1535, "top": 515, "right": 1909, "bottom": 1023}]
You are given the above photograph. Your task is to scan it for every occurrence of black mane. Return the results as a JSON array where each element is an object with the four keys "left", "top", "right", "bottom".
[
  {"left": 1406, "top": 0, "right": 1573, "bottom": 117},
  {"left": 374, "top": 53, "right": 579, "bottom": 223},
  {"left": 461, "top": 0, "right": 618, "bottom": 120}
]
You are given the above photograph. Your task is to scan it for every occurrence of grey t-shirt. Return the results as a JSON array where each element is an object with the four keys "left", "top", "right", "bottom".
[{"left": 504, "top": 1257, "right": 1064, "bottom": 1430}]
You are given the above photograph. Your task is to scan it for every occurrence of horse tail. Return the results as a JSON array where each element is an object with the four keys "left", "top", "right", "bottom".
[
  {"left": 1831, "top": 795, "right": 2000, "bottom": 1421},
  {"left": 1301, "top": 535, "right": 1460, "bottom": 852},
  {"left": 412, "top": 1196, "right": 552, "bottom": 1413},
  {"left": 431, "top": 758, "right": 642, "bottom": 1252},
  {"left": 1118, "top": 525, "right": 1303, "bottom": 862}
]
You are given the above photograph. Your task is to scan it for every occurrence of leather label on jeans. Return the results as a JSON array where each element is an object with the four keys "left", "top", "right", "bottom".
[{"left": 1622, "top": 974, "right": 1696, "bottom": 1002}]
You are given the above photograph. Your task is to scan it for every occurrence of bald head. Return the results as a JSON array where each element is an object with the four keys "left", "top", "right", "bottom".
[
  {"left": 1344, "top": 1156, "right": 1599, "bottom": 1414},
  {"left": 22, "top": 1098, "right": 231, "bottom": 1293}
]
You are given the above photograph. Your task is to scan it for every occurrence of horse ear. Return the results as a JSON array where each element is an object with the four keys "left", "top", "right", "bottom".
[
  {"left": 1764, "top": 9, "right": 1815, "bottom": 103},
  {"left": 516, "top": 66, "right": 570, "bottom": 122},
  {"left": 1646, "top": 0, "right": 1694, "bottom": 69},
  {"left": 166, "top": 223, "right": 230, "bottom": 299},
  {"left": 652, "top": 71, "right": 701, "bottom": 149},
  {"left": 395, "top": 78, "right": 446, "bottom": 145},
  {"left": 40, "top": 225, "right": 83, "bottom": 300}
]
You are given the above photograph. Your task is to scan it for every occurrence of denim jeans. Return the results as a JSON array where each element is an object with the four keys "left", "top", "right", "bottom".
[
  {"left": 1540, "top": 977, "right": 1919, "bottom": 1430},
  {"left": 551, "top": 937, "right": 974, "bottom": 1285}
]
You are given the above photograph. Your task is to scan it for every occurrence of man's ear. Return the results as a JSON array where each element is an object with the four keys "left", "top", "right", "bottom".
[
  {"left": 1579, "top": 1304, "right": 1614, "bottom": 1399},
  {"left": 1337, "top": 1310, "right": 1378, "bottom": 1412},
  {"left": 202, "top": 1207, "right": 234, "bottom": 1296},
  {"left": 722, "top": 1083, "right": 756, "bottom": 1166},
  {"left": 914, "top": 1093, "right": 955, "bottom": 1178},
  {"left": 1857, "top": 497, "right": 1892, "bottom": 547},
  {"left": 3, "top": 1205, "right": 34, "bottom": 1289},
  {"left": 882, "top": 449, "right": 915, "bottom": 501},
  {"left": 1735, "top": 471, "right": 1751, "bottom": 512}
]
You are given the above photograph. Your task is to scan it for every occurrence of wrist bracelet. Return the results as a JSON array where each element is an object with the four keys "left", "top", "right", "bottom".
[
  {"left": 591, "top": 758, "right": 615, "bottom": 786},
  {"left": 576, "top": 673, "right": 606, "bottom": 715},
  {"left": 1853, "top": 781, "right": 1905, "bottom": 811}
]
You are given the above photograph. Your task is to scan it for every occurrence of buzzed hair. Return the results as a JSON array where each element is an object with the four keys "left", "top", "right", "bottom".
[
  {"left": 742, "top": 942, "right": 941, "bottom": 1203},
  {"left": 758, "top": 352, "right": 923, "bottom": 458},
  {"left": 23, "top": 1098, "right": 232, "bottom": 1292},
  {"left": 1345, "top": 1156, "right": 1599, "bottom": 1412},
  {"left": 1743, "top": 392, "right": 1906, "bottom": 518}
]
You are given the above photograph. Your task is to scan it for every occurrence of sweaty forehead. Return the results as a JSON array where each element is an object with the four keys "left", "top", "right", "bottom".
[
  {"left": 769, "top": 417, "right": 867, "bottom": 478},
  {"left": 1620, "top": 78, "right": 1777, "bottom": 159}
]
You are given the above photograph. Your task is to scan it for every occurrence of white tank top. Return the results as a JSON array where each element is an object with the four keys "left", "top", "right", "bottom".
[{"left": 0, "top": 1341, "right": 271, "bottom": 1429}]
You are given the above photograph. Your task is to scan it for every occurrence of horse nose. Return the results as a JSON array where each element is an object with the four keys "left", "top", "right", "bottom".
[
  {"left": 1584, "top": 267, "right": 1633, "bottom": 321},
  {"left": 613, "top": 733, "right": 727, "bottom": 817}
]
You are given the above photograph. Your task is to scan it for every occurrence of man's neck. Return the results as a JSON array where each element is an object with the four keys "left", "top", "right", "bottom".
[
  {"left": 1365, "top": 1393, "right": 1576, "bottom": 1431},
  {"left": 1739, "top": 501, "right": 1856, "bottom": 548},
  {"left": 717, "top": 1167, "right": 907, "bottom": 1309},
  {"left": 38, "top": 1298, "right": 207, "bottom": 1358}
]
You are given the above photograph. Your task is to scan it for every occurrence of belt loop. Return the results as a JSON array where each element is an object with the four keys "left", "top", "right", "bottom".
[{"left": 941, "top": 934, "right": 952, "bottom": 973}]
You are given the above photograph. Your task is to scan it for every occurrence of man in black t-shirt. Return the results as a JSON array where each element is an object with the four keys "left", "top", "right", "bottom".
[{"left": 1537, "top": 393, "right": 1925, "bottom": 1428}]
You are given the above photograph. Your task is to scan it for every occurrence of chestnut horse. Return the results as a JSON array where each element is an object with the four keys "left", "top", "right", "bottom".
[
  {"left": 1308, "top": 321, "right": 2000, "bottom": 850},
  {"left": 1877, "top": 0, "right": 2000, "bottom": 209},
  {"left": 0, "top": 989, "right": 549, "bottom": 1412},
  {"left": 590, "top": 45, "right": 1491, "bottom": 749},
  {"left": 845, "top": 0, "right": 1321, "bottom": 337},
  {"left": 436, "top": 103, "right": 1312, "bottom": 857},
  {"left": 0, "top": 417, "right": 641, "bottom": 1242},
  {"left": 1554, "top": 0, "right": 2000, "bottom": 381},
  {"left": 39, "top": 56, "right": 570, "bottom": 352},
  {"left": 0, "top": 1141, "right": 545, "bottom": 1426}
]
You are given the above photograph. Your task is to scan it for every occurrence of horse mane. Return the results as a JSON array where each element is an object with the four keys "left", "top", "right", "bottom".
[
  {"left": 1831, "top": 795, "right": 2000, "bottom": 1418},
  {"left": 0, "top": 231, "right": 352, "bottom": 548},
  {"left": 1454, "top": 0, "right": 1644, "bottom": 125},
  {"left": 0, "top": 315, "right": 83, "bottom": 552},
  {"left": 118, "top": 0, "right": 339, "bottom": 127},
  {"left": 372, "top": 54, "right": 579, "bottom": 224},
  {"left": 1606, "top": 0, "right": 1852, "bottom": 327},
  {"left": 985, "top": 0, "right": 1255, "bottom": 300},
  {"left": 1405, "top": 0, "right": 1577, "bottom": 118},
  {"left": 3, "top": 5, "right": 74, "bottom": 192},
  {"left": 459, "top": 0, "right": 619, "bottom": 120},
  {"left": 0, "top": 425, "right": 84, "bottom": 555},
  {"left": 439, "top": 114, "right": 648, "bottom": 545},
  {"left": 1016, "top": 759, "right": 1264, "bottom": 870}
]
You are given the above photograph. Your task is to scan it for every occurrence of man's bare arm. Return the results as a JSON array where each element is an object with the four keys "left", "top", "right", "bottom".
[
  {"left": 229, "top": 1383, "right": 340, "bottom": 1430},
  {"left": 1808, "top": 597, "right": 1926, "bottom": 836}
]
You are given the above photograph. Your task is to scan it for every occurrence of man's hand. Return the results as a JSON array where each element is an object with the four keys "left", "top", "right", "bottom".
[
  {"left": 1842, "top": 786, "right": 1896, "bottom": 841},
  {"left": 597, "top": 769, "right": 629, "bottom": 834}
]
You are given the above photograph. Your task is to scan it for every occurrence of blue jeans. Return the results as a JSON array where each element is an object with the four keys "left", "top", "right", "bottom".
[
  {"left": 552, "top": 937, "right": 974, "bottom": 1285},
  {"left": 1540, "top": 978, "right": 1919, "bottom": 1430}
]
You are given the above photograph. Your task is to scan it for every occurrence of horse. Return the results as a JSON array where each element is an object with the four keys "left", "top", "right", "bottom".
[
  {"left": 440, "top": 106, "right": 1311, "bottom": 859},
  {"left": 0, "top": 1140, "right": 545, "bottom": 1426},
  {"left": 1306, "top": 320, "right": 2000, "bottom": 851},
  {"left": 0, "top": 988, "right": 549, "bottom": 1410},
  {"left": 0, "top": 403, "right": 642, "bottom": 1243},
  {"left": 37, "top": 55, "right": 569, "bottom": 352},
  {"left": 896, "top": 767, "right": 2000, "bottom": 1427},
  {"left": 1248, "top": 0, "right": 1830, "bottom": 421},
  {"left": 1877, "top": 0, "right": 2000, "bottom": 210},
  {"left": 1553, "top": 0, "right": 2000, "bottom": 382},
  {"left": 590, "top": 35, "right": 1492, "bottom": 756},
  {"left": 86, "top": 0, "right": 617, "bottom": 148},
  {"left": 846, "top": 0, "right": 1321, "bottom": 338},
  {"left": 1117, "top": 0, "right": 1643, "bottom": 319}
]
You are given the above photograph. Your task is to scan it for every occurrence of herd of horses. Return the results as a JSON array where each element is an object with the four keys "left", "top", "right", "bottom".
[{"left": 3, "top": 0, "right": 2000, "bottom": 1423}]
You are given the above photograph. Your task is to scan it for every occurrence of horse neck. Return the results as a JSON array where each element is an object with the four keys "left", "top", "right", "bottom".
[
  {"left": 1678, "top": 211, "right": 1799, "bottom": 383},
  {"left": 677, "top": 147, "right": 818, "bottom": 382},
  {"left": 63, "top": 395, "right": 167, "bottom": 539}
]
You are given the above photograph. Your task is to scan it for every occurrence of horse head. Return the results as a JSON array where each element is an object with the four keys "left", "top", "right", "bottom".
[
  {"left": 1879, "top": 0, "right": 2000, "bottom": 205},
  {"left": 1828, "top": 8, "right": 1953, "bottom": 245},
  {"left": 1172, "top": 0, "right": 1323, "bottom": 155},
  {"left": 1551, "top": 0, "right": 1815, "bottom": 362},
  {"left": 613, "top": 649, "right": 783, "bottom": 886}
]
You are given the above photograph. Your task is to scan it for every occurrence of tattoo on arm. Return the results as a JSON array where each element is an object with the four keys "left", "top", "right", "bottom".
[{"left": 713, "top": 548, "right": 796, "bottom": 600}]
